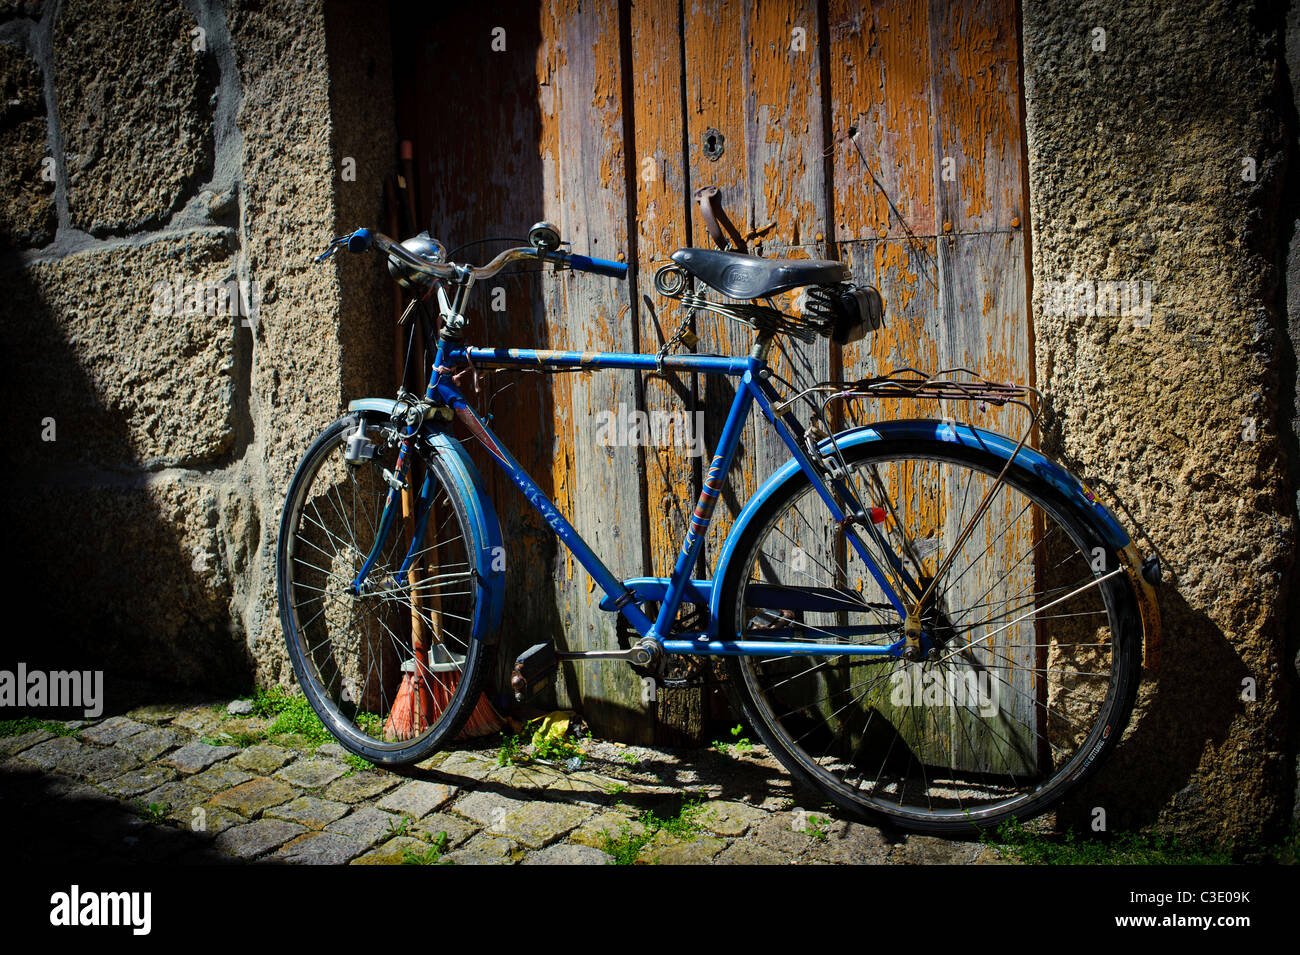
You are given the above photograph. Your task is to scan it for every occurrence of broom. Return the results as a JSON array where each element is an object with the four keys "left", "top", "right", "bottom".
[{"left": 382, "top": 150, "right": 502, "bottom": 741}]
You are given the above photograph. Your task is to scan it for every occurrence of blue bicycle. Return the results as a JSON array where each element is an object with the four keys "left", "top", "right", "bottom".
[{"left": 277, "top": 219, "right": 1159, "bottom": 833}]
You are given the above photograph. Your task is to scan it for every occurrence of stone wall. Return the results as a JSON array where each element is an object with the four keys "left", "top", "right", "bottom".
[
  {"left": 1021, "top": 0, "right": 1297, "bottom": 847},
  {"left": 0, "top": 0, "right": 394, "bottom": 691}
]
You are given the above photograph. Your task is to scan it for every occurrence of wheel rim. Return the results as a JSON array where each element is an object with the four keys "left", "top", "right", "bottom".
[
  {"left": 280, "top": 420, "right": 480, "bottom": 755},
  {"left": 730, "top": 447, "right": 1130, "bottom": 828}
]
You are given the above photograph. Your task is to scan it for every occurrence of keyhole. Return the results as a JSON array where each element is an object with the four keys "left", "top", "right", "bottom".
[{"left": 703, "top": 127, "right": 724, "bottom": 161}]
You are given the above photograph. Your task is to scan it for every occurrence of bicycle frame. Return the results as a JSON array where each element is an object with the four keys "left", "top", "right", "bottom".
[{"left": 350, "top": 334, "right": 919, "bottom": 662}]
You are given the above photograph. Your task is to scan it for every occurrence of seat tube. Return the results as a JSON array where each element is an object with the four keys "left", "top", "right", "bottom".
[{"left": 656, "top": 377, "right": 754, "bottom": 634}]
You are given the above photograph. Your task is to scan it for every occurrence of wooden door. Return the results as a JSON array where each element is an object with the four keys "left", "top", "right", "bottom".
[{"left": 389, "top": 0, "right": 1032, "bottom": 744}]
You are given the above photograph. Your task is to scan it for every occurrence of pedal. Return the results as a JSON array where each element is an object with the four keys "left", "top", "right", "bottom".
[{"left": 511, "top": 643, "right": 558, "bottom": 702}]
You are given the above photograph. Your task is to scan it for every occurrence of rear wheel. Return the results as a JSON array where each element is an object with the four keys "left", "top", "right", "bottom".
[
  {"left": 276, "top": 414, "right": 492, "bottom": 766},
  {"left": 718, "top": 437, "right": 1141, "bottom": 833}
]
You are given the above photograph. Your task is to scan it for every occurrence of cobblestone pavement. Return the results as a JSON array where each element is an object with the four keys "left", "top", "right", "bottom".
[{"left": 0, "top": 700, "right": 1013, "bottom": 865}]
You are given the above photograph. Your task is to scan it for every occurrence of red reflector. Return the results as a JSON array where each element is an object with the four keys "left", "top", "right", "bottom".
[{"left": 869, "top": 507, "right": 886, "bottom": 524}]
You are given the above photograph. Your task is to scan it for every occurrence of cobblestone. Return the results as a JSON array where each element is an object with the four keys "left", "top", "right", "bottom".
[
  {"left": 208, "top": 777, "right": 299, "bottom": 817},
  {"left": 275, "top": 758, "right": 350, "bottom": 789},
  {"left": 376, "top": 780, "right": 458, "bottom": 818},
  {"left": 163, "top": 741, "right": 238, "bottom": 774},
  {"left": 231, "top": 743, "right": 293, "bottom": 775},
  {"left": 0, "top": 700, "right": 1020, "bottom": 865},
  {"left": 266, "top": 796, "right": 351, "bottom": 830}
]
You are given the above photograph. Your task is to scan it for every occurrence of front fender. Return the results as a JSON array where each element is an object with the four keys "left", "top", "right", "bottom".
[
  {"left": 347, "top": 399, "right": 505, "bottom": 644},
  {"left": 709, "top": 419, "right": 1144, "bottom": 643}
]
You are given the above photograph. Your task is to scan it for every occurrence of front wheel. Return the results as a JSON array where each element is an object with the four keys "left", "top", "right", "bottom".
[
  {"left": 717, "top": 437, "right": 1142, "bottom": 834},
  {"left": 276, "top": 413, "right": 493, "bottom": 766}
]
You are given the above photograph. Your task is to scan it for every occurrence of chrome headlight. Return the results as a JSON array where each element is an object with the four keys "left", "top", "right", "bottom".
[{"left": 387, "top": 232, "right": 447, "bottom": 289}]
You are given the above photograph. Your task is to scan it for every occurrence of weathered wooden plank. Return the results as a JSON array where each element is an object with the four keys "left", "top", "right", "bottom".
[
  {"left": 929, "top": 0, "right": 1024, "bottom": 234},
  {"left": 929, "top": 0, "right": 1035, "bottom": 771},
  {"left": 537, "top": 0, "right": 652, "bottom": 742},
  {"left": 828, "top": 0, "right": 936, "bottom": 244},
  {"left": 628, "top": 0, "right": 711, "bottom": 745},
  {"left": 683, "top": 0, "right": 832, "bottom": 568},
  {"left": 630, "top": 0, "right": 697, "bottom": 594}
]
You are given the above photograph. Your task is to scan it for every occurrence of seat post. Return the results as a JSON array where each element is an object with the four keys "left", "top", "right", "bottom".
[{"left": 750, "top": 331, "right": 774, "bottom": 362}]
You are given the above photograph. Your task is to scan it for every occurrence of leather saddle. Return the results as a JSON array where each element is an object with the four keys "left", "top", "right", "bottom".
[{"left": 669, "top": 247, "right": 848, "bottom": 300}]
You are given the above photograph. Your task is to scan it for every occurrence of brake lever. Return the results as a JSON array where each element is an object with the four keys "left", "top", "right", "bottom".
[
  {"left": 313, "top": 235, "right": 351, "bottom": 263},
  {"left": 314, "top": 228, "right": 374, "bottom": 263}
]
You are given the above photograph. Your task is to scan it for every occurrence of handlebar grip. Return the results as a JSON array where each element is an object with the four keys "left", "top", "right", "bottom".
[
  {"left": 347, "top": 228, "right": 373, "bottom": 252},
  {"left": 568, "top": 254, "right": 627, "bottom": 280}
]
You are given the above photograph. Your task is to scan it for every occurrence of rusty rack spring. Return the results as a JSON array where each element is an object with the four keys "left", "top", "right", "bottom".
[{"left": 773, "top": 365, "right": 1037, "bottom": 417}]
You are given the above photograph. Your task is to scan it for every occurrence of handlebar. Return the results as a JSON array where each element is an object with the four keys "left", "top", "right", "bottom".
[{"left": 324, "top": 227, "right": 627, "bottom": 283}]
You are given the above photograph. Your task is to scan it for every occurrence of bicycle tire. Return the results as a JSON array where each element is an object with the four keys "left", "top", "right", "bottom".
[
  {"left": 276, "top": 413, "right": 493, "bottom": 766},
  {"left": 717, "top": 436, "right": 1141, "bottom": 834}
]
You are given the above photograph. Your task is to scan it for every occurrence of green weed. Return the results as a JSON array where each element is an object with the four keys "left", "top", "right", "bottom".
[
  {"left": 602, "top": 798, "right": 706, "bottom": 865},
  {"left": 982, "top": 818, "right": 1233, "bottom": 865}
]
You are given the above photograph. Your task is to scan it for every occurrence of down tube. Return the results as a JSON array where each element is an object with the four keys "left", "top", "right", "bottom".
[{"left": 441, "top": 391, "right": 656, "bottom": 637}]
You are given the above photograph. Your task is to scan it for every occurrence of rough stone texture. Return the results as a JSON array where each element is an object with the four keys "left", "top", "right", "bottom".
[
  {"left": 171, "top": 706, "right": 225, "bottom": 733},
  {"left": 1288, "top": 3, "right": 1300, "bottom": 830},
  {"left": 568, "top": 809, "right": 643, "bottom": 850},
  {"left": 274, "top": 758, "right": 349, "bottom": 790},
  {"left": 265, "top": 795, "right": 350, "bottom": 830},
  {"left": 271, "top": 831, "right": 361, "bottom": 864},
  {"left": 60, "top": 745, "right": 139, "bottom": 783},
  {"left": 5, "top": 232, "right": 239, "bottom": 470},
  {"left": 324, "top": 806, "right": 399, "bottom": 849},
  {"left": 2, "top": 0, "right": 395, "bottom": 701},
  {"left": 229, "top": 0, "right": 394, "bottom": 685},
  {"left": 635, "top": 831, "right": 726, "bottom": 865},
  {"left": 54, "top": 0, "right": 213, "bottom": 235},
  {"left": 696, "top": 800, "right": 767, "bottom": 837},
  {"left": 208, "top": 776, "right": 298, "bottom": 817},
  {"left": 16, "top": 736, "right": 81, "bottom": 771},
  {"left": 190, "top": 805, "right": 243, "bottom": 838},
  {"left": 714, "top": 841, "right": 789, "bottom": 865},
  {"left": 119, "top": 728, "right": 183, "bottom": 761},
  {"left": 0, "top": 39, "right": 55, "bottom": 247},
  {"left": 215, "top": 818, "right": 306, "bottom": 859},
  {"left": 232, "top": 743, "right": 293, "bottom": 775},
  {"left": 188, "top": 762, "right": 254, "bottom": 793},
  {"left": 0, "top": 728, "right": 54, "bottom": 756},
  {"left": 163, "top": 741, "right": 238, "bottom": 774},
  {"left": 1022, "top": 0, "right": 1296, "bottom": 847},
  {"left": 451, "top": 789, "right": 529, "bottom": 828},
  {"left": 140, "top": 781, "right": 208, "bottom": 817},
  {"left": 522, "top": 843, "right": 612, "bottom": 865},
  {"left": 444, "top": 832, "right": 522, "bottom": 865},
  {"left": 324, "top": 771, "right": 398, "bottom": 804},
  {"left": 352, "top": 836, "right": 429, "bottom": 865},
  {"left": 802, "top": 821, "right": 892, "bottom": 865},
  {"left": 77, "top": 716, "right": 148, "bottom": 746},
  {"left": 412, "top": 812, "right": 478, "bottom": 849},
  {"left": 4, "top": 478, "right": 251, "bottom": 688},
  {"left": 375, "top": 780, "right": 458, "bottom": 818},
  {"left": 487, "top": 801, "right": 592, "bottom": 849},
  {"left": 100, "top": 764, "right": 176, "bottom": 798}
]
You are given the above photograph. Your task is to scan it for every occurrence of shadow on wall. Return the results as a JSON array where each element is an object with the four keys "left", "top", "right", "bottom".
[
  {"left": 0, "top": 237, "right": 257, "bottom": 700},
  {"left": 1058, "top": 587, "right": 1249, "bottom": 838}
]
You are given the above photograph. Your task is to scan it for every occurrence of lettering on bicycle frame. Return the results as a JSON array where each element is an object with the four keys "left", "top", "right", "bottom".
[{"left": 454, "top": 403, "right": 568, "bottom": 533}]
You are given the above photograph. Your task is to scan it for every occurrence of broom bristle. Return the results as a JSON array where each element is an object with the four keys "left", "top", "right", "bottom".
[{"left": 383, "top": 668, "right": 506, "bottom": 741}]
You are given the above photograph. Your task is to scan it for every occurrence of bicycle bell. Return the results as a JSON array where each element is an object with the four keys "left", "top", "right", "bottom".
[
  {"left": 387, "top": 232, "right": 447, "bottom": 289},
  {"left": 528, "top": 220, "right": 561, "bottom": 252}
]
